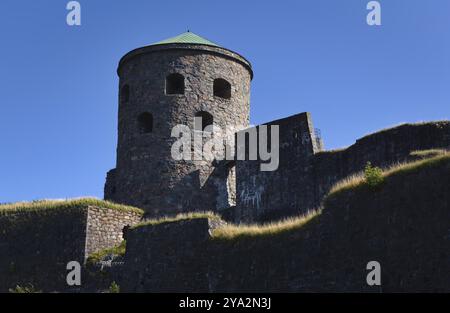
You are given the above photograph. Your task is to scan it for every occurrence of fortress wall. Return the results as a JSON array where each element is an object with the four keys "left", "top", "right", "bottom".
[
  {"left": 313, "top": 121, "right": 450, "bottom": 209},
  {"left": 0, "top": 207, "right": 87, "bottom": 292},
  {"left": 120, "top": 156, "right": 450, "bottom": 292},
  {"left": 121, "top": 218, "right": 217, "bottom": 292},
  {"left": 85, "top": 206, "right": 142, "bottom": 257},
  {"left": 236, "top": 119, "right": 450, "bottom": 222},
  {"left": 235, "top": 112, "right": 318, "bottom": 223},
  {"left": 0, "top": 204, "right": 143, "bottom": 292}
]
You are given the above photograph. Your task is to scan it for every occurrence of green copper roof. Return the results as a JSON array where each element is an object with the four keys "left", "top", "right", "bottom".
[{"left": 153, "top": 31, "right": 220, "bottom": 47}]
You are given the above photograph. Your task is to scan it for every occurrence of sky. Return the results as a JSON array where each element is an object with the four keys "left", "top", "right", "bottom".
[{"left": 0, "top": 0, "right": 449, "bottom": 203}]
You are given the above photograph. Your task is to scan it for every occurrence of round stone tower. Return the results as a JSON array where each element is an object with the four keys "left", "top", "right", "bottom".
[{"left": 104, "top": 32, "right": 253, "bottom": 217}]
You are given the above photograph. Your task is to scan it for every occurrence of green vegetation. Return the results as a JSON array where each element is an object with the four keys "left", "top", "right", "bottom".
[
  {"left": 364, "top": 162, "right": 384, "bottom": 188},
  {"left": 0, "top": 198, "right": 144, "bottom": 215},
  {"left": 108, "top": 281, "right": 120, "bottom": 293},
  {"left": 328, "top": 152, "right": 450, "bottom": 199},
  {"left": 211, "top": 209, "right": 321, "bottom": 240},
  {"left": 131, "top": 211, "right": 221, "bottom": 229},
  {"left": 87, "top": 241, "right": 127, "bottom": 264},
  {"left": 9, "top": 284, "right": 41, "bottom": 293}
]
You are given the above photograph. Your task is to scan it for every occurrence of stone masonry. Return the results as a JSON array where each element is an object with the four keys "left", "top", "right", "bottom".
[
  {"left": 85, "top": 206, "right": 142, "bottom": 257},
  {"left": 105, "top": 40, "right": 252, "bottom": 218},
  {"left": 104, "top": 32, "right": 450, "bottom": 223}
]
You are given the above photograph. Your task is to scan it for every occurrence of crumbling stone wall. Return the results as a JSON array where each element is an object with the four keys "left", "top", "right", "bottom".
[
  {"left": 236, "top": 118, "right": 450, "bottom": 222},
  {"left": 105, "top": 43, "right": 252, "bottom": 218}
]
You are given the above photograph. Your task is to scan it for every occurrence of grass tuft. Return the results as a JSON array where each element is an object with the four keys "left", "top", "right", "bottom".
[
  {"left": 131, "top": 211, "right": 221, "bottom": 229},
  {"left": 211, "top": 209, "right": 321, "bottom": 240},
  {"left": 0, "top": 198, "right": 144, "bottom": 215},
  {"left": 9, "top": 284, "right": 41, "bottom": 293},
  {"left": 108, "top": 281, "right": 120, "bottom": 293},
  {"left": 87, "top": 241, "right": 127, "bottom": 264},
  {"left": 410, "top": 149, "right": 447, "bottom": 159}
]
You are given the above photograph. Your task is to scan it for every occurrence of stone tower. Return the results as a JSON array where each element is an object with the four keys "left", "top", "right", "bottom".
[{"left": 104, "top": 32, "right": 253, "bottom": 217}]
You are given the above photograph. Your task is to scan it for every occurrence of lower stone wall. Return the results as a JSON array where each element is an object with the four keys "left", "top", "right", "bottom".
[
  {"left": 0, "top": 203, "right": 143, "bottom": 292},
  {"left": 0, "top": 208, "right": 87, "bottom": 292},
  {"left": 121, "top": 157, "right": 450, "bottom": 292}
]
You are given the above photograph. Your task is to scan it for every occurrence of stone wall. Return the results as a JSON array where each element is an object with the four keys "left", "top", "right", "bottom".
[
  {"left": 235, "top": 117, "right": 450, "bottom": 222},
  {"left": 120, "top": 155, "right": 450, "bottom": 292},
  {"left": 0, "top": 207, "right": 87, "bottom": 292},
  {"left": 235, "top": 112, "right": 320, "bottom": 222},
  {"left": 312, "top": 121, "right": 450, "bottom": 207},
  {"left": 105, "top": 43, "right": 252, "bottom": 218},
  {"left": 85, "top": 206, "right": 142, "bottom": 257},
  {"left": 0, "top": 204, "right": 142, "bottom": 292}
]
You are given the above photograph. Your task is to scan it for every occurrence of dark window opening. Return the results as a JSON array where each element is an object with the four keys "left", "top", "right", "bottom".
[
  {"left": 195, "top": 111, "right": 213, "bottom": 131},
  {"left": 213, "top": 78, "right": 231, "bottom": 99},
  {"left": 166, "top": 73, "right": 185, "bottom": 95},
  {"left": 121, "top": 84, "right": 130, "bottom": 103},
  {"left": 138, "top": 112, "right": 153, "bottom": 134}
]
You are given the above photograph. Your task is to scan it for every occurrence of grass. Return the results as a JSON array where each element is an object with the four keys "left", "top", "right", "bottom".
[
  {"left": 327, "top": 152, "right": 450, "bottom": 199},
  {"left": 87, "top": 240, "right": 127, "bottom": 264},
  {"left": 130, "top": 209, "right": 321, "bottom": 241},
  {"left": 0, "top": 198, "right": 144, "bottom": 215},
  {"left": 211, "top": 209, "right": 321, "bottom": 240},
  {"left": 131, "top": 211, "right": 221, "bottom": 229},
  {"left": 357, "top": 120, "right": 449, "bottom": 142},
  {"left": 410, "top": 149, "right": 447, "bottom": 159},
  {"left": 108, "top": 281, "right": 120, "bottom": 293},
  {"left": 9, "top": 284, "right": 41, "bottom": 293}
]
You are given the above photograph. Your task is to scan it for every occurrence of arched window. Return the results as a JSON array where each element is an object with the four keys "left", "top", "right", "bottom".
[
  {"left": 194, "top": 111, "right": 213, "bottom": 131},
  {"left": 213, "top": 78, "right": 231, "bottom": 99},
  {"left": 137, "top": 112, "right": 153, "bottom": 134},
  {"left": 121, "top": 84, "right": 130, "bottom": 103},
  {"left": 166, "top": 73, "right": 185, "bottom": 95}
]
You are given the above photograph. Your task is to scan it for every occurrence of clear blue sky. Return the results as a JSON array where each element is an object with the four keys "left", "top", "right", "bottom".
[{"left": 1, "top": 0, "right": 449, "bottom": 203}]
